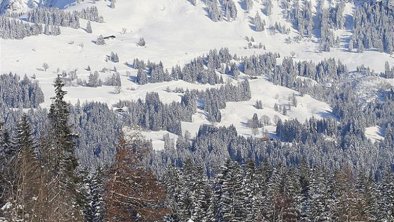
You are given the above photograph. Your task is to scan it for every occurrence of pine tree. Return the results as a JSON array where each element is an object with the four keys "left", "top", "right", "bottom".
[
  {"left": 42, "top": 63, "right": 49, "bottom": 71},
  {"left": 254, "top": 12, "right": 264, "bottom": 32},
  {"left": 305, "top": 168, "right": 332, "bottom": 221},
  {"left": 40, "top": 76, "right": 83, "bottom": 221},
  {"left": 223, "top": 0, "right": 237, "bottom": 21},
  {"left": 208, "top": 0, "right": 221, "bottom": 22},
  {"left": 209, "top": 160, "right": 233, "bottom": 221},
  {"left": 0, "top": 122, "right": 12, "bottom": 160},
  {"left": 177, "top": 159, "right": 194, "bottom": 220},
  {"left": 44, "top": 24, "right": 50, "bottom": 35},
  {"left": 245, "top": 0, "right": 253, "bottom": 12},
  {"left": 86, "top": 21, "right": 92, "bottom": 33},
  {"left": 242, "top": 160, "right": 261, "bottom": 221},
  {"left": 0, "top": 122, "right": 8, "bottom": 211},
  {"left": 332, "top": 167, "right": 359, "bottom": 221},
  {"left": 84, "top": 168, "right": 105, "bottom": 222},
  {"left": 378, "top": 169, "right": 394, "bottom": 221},
  {"left": 264, "top": 0, "right": 273, "bottom": 16},
  {"left": 96, "top": 35, "right": 105, "bottom": 45},
  {"left": 212, "top": 160, "right": 243, "bottom": 221},
  {"left": 282, "top": 169, "right": 301, "bottom": 222},
  {"left": 262, "top": 167, "right": 282, "bottom": 221},
  {"left": 190, "top": 165, "right": 211, "bottom": 222},
  {"left": 298, "top": 159, "right": 310, "bottom": 220},
  {"left": 5, "top": 115, "right": 41, "bottom": 221},
  {"left": 163, "top": 165, "right": 182, "bottom": 221},
  {"left": 356, "top": 173, "right": 379, "bottom": 221}
]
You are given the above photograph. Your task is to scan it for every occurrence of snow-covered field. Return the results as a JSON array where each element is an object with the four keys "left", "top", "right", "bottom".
[{"left": 1, "top": 0, "right": 394, "bottom": 149}]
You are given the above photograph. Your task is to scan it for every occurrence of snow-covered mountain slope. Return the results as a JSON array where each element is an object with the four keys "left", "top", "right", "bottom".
[
  {"left": 0, "top": 0, "right": 34, "bottom": 13},
  {"left": 1, "top": 0, "right": 394, "bottom": 149},
  {"left": 2, "top": 0, "right": 393, "bottom": 75},
  {"left": 351, "top": 75, "right": 394, "bottom": 105},
  {"left": 0, "top": 0, "right": 75, "bottom": 14},
  {"left": 0, "top": 0, "right": 392, "bottom": 102}
]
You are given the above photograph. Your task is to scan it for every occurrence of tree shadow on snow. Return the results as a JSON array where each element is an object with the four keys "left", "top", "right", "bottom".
[
  {"left": 317, "top": 110, "right": 337, "bottom": 120},
  {"left": 128, "top": 76, "right": 138, "bottom": 83},
  {"left": 239, "top": 0, "right": 248, "bottom": 11}
]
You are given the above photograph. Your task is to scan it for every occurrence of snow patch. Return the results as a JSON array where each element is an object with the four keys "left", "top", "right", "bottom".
[{"left": 365, "top": 126, "right": 384, "bottom": 143}]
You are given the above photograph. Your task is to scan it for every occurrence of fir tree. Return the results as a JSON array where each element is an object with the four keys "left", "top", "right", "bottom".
[
  {"left": 42, "top": 76, "right": 83, "bottom": 221},
  {"left": 254, "top": 12, "right": 264, "bottom": 32},
  {"left": 4, "top": 115, "right": 41, "bottom": 221},
  {"left": 244, "top": 0, "right": 253, "bottom": 12},
  {"left": 96, "top": 35, "right": 105, "bottom": 45},
  {"left": 86, "top": 21, "right": 92, "bottom": 33},
  {"left": 163, "top": 165, "right": 182, "bottom": 221},
  {"left": 208, "top": 0, "right": 221, "bottom": 22},
  {"left": 84, "top": 168, "right": 105, "bottom": 222}
]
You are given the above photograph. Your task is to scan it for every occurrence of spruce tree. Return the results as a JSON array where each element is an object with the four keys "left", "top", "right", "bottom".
[
  {"left": 0, "top": 122, "right": 12, "bottom": 160},
  {"left": 242, "top": 160, "right": 261, "bottom": 221},
  {"left": 83, "top": 168, "right": 105, "bottom": 222},
  {"left": 356, "top": 173, "right": 379, "bottom": 221},
  {"left": 378, "top": 169, "right": 394, "bottom": 221},
  {"left": 208, "top": 0, "right": 221, "bottom": 22},
  {"left": 137, "top": 68, "right": 148, "bottom": 85},
  {"left": 177, "top": 159, "right": 194, "bottom": 220},
  {"left": 86, "top": 21, "right": 92, "bottom": 33},
  {"left": 244, "top": 0, "right": 253, "bottom": 12},
  {"left": 0, "top": 122, "right": 7, "bottom": 211},
  {"left": 263, "top": 167, "right": 282, "bottom": 221},
  {"left": 190, "top": 165, "right": 211, "bottom": 222},
  {"left": 96, "top": 35, "right": 105, "bottom": 45},
  {"left": 43, "top": 76, "right": 83, "bottom": 221},
  {"left": 5, "top": 115, "right": 41, "bottom": 221},
  {"left": 163, "top": 165, "right": 182, "bottom": 221},
  {"left": 282, "top": 169, "right": 301, "bottom": 221},
  {"left": 254, "top": 12, "right": 264, "bottom": 32},
  {"left": 305, "top": 168, "right": 332, "bottom": 221}
]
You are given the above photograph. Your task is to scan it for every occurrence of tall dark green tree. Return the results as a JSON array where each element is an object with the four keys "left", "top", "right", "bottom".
[
  {"left": 42, "top": 76, "right": 83, "bottom": 221},
  {"left": 83, "top": 168, "right": 105, "bottom": 222},
  {"left": 242, "top": 160, "right": 262, "bottom": 221},
  {"left": 4, "top": 115, "right": 41, "bottom": 221},
  {"left": 0, "top": 122, "right": 7, "bottom": 217},
  {"left": 47, "top": 76, "right": 78, "bottom": 173},
  {"left": 378, "top": 169, "right": 394, "bottom": 221},
  {"left": 163, "top": 165, "right": 182, "bottom": 221}
]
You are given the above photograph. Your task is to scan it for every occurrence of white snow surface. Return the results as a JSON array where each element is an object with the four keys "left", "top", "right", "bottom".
[
  {"left": 214, "top": 77, "right": 332, "bottom": 138},
  {"left": 365, "top": 126, "right": 384, "bottom": 143},
  {"left": 0, "top": 0, "right": 76, "bottom": 14}
]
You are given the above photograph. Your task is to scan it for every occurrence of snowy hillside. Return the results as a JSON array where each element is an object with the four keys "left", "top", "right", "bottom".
[
  {"left": 1, "top": 0, "right": 394, "bottom": 149},
  {"left": 0, "top": 0, "right": 75, "bottom": 13}
]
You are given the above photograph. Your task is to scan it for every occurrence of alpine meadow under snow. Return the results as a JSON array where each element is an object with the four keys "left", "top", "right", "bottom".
[{"left": 1, "top": 0, "right": 394, "bottom": 221}]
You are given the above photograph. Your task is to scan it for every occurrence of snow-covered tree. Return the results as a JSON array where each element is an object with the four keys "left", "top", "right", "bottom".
[
  {"left": 253, "top": 12, "right": 265, "bottom": 32},
  {"left": 207, "top": 0, "right": 222, "bottom": 22},
  {"left": 96, "top": 35, "right": 105, "bottom": 45},
  {"left": 244, "top": 0, "right": 253, "bottom": 12},
  {"left": 86, "top": 21, "right": 92, "bottom": 33}
]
